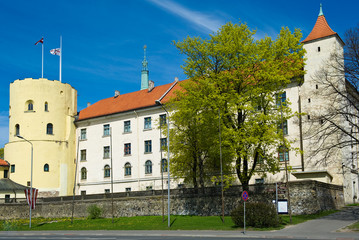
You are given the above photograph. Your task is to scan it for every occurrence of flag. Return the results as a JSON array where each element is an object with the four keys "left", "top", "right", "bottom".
[
  {"left": 50, "top": 48, "right": 61, "bottom": 56},
  {"left": 24, "top": 188, "right": 39, "bottom": 209},
  {"left": 35, "top": 38, "right": 44, "bottom": 45}
]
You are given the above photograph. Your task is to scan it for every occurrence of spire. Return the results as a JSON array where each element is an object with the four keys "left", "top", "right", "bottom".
[
  {"left": 318, "top": 3, "right": 323, "bottom": 16},
  {"left": 302, "top": 4, "right": 337, "bottom": 43},
  {"left": 141, "top": 45, "right": 149, "bottom": 90}
]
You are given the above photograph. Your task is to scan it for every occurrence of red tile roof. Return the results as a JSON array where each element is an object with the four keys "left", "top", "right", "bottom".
[
  {"left": 302, "top": 15, "right": 337, "bottom": 43},
  {"left": 0, "top": 159, "right": 9, "bottom": 167},
  {"left": 78, "top": 81, "right": 183, "bottom": 121}
]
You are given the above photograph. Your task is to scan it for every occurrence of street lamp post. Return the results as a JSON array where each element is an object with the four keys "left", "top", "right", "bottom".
[
  {"left": 155, "top": 100, "right": 171, "bottom": 228},
  {"left": 16, "top": 135, "right": 33, "bottom": 228}
]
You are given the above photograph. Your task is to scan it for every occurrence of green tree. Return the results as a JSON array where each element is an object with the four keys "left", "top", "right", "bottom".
[
  {"left": 0, "top": 148, "right": 3, "bottom": 159},
  {"left": 167, "top": 80, "right": 234, "bottom": 193},
  {"left": 173, "top": 21, "right": 304, "bottom": 190}
]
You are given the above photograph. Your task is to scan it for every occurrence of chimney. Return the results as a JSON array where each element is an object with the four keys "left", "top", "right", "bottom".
[
  {"left": 87, "top": 102, "right": 91, "bottom": 107},
  {"left": 148, "top": 80, "right": 155, "bottom": 92},
  {"left": 114, "top": 90, "right": 120, "bottom": 98},
  {"left": 174, "top": 77, "right": 179, "bottom": 82}
]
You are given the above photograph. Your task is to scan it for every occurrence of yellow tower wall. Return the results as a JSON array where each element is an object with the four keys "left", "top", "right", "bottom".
[{"left": 4, "top": 78, "right": 77, "bottom": 197}]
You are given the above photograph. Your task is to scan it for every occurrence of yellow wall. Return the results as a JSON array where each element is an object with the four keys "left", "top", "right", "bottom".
[
  {"left": 0, "top": 166, "right": 9, "bottom": 179},
  {"left": 4, "top": 78, "right": 77, "bottom": 196}
]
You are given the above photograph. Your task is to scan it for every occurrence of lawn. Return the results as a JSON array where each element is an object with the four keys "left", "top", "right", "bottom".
[{"left": 0, "top": 210, "right": 338, "bottom": 231}]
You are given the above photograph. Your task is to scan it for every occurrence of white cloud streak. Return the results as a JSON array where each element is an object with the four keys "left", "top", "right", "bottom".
[{"left": 148, "top": 0, "right": 223, "bottom": 33}]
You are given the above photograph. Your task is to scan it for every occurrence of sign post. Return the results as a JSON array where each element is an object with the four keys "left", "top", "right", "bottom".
[{"left": 242, "top": 191, "right": 249, "bottom": 234}]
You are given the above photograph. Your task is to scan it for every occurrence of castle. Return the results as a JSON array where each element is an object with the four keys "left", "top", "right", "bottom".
[{"left": 4, "top": 5, "right": 358, "bottom": 204}]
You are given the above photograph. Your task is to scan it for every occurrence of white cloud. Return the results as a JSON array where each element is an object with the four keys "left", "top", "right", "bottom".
[{"left": 148, "top": 0, "right": 223, "bottom": 33}]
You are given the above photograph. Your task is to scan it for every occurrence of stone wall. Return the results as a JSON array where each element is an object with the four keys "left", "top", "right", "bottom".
[{"left": 0, "top": 180, "right": 344, "bottom": 220}]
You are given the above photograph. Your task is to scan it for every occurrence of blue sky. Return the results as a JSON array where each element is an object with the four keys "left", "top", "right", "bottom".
[{"left": 0, "top": 0, "right": 358, "bottom": 148}]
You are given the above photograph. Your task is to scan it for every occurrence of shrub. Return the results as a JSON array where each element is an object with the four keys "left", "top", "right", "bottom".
[
  {"left": 87, "top": 205, "right": 102, "bottom": 219},
  {"left": 231, "top": 202, "right": 281, "bottom": 228}
]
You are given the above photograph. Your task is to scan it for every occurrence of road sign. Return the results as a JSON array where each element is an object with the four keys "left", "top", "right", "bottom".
[{"left": 242, "top": 191, "right": 249, "bottom": 201}]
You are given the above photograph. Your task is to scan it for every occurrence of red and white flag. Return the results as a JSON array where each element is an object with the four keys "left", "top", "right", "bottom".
[
  {"left": 35, "top": 38, "right": 44, "bottom": 45},
  {"left": 50, "top": 48, "right": 61, "bottom": 56},
  {"left": 24, "top": 188, "right": 39, "bottom": 209}
]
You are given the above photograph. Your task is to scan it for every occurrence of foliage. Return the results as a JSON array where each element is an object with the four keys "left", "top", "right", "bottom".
[
  {"left": 0, "top": 148, "right": 3, "bottom": 159},
  {"left": 231, "top": 202, "right": 281, "bottom": 228},
  {"left": 172, "top": 21, "right": 305, "bottom": 190},
  {"left": 87, "top": 205, "right": 102, "bottom": 219}
]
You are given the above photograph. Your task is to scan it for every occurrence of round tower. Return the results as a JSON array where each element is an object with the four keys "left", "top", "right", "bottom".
[{"left": 4, "top": 78, "right": 77, "bottom": 197}]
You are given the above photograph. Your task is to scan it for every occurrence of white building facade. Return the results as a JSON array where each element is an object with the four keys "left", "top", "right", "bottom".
[{"left": 74, "top": 6, "right": 358, "bottom": 203}]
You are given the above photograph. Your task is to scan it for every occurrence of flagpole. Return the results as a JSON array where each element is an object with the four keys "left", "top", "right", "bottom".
[
  {"left": 41, "top": 37, "right": 44, "bottom": 78},
  {"left": 60, "top": 36, "right": 62, "bottom": 83}
]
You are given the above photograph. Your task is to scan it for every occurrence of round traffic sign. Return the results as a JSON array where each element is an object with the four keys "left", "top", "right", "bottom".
[{"left": 242, "top": 191, "right": 249, "bottom": 201}]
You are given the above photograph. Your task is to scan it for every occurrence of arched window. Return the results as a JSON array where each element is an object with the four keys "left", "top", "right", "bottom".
[
  {"left": 44, "top": 164, "right": 49, "bottom": 172},
  {"left": 26, "top": 100, "right": 34, "bottom": 111},
  {"left": 81, "top": 167, "right": 87, "bottom": 180},
  {"left": 15, "top": 124, "right": 20, "bottom": 136},
  {"left": 161, "top": 159, "right": 167, "bottom": 172},
  {"left": 125, "top": 162, "right": 131, "bottom": 176},
  {"left": 44, "top": 102, "right": 48, "bottom": 111},
  {"left": 145, "top": 160, "right": 152, "bottom": 174},
  {"left": 104, "top": 165, "right": 110, "bottom": 178},
  {"left": 46, "top": 123, "right": 53, "bottom": 135}
]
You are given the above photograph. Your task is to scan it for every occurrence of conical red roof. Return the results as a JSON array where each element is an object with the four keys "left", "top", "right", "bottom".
[{"left": 302, "top": 15, "right": 337, "bottom": 43}]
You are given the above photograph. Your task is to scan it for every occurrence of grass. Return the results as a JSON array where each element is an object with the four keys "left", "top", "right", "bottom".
[
  {"left": 0, "top": 210, "right": 338, "bottom": 231},
  {"left": 346, "top": 221, "right": 359, "bottom": 231}
]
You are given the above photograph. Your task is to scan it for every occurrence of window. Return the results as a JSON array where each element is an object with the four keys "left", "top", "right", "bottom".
[
  {"left": 103, "top": 146, "right": 110, "bottom": 159},
  {"left": 160, "top": 114, "right": 166, "bottom": 126},
  {"left": 278, "top": 120, "right": 288, "bottom": 135},
  {"left": 279, "top": 146, "right": 289, "bottom": 162},
  {"left": 124, "top": 143, "right": 131, "bottom": 155},
  {"left": 161, "top": 159, "right": 168, "bottom": 172},
  {"left": 15, "top": 124, "right": 20, "bottom": 136},
  {"left": 104, "top": 165, "right": 110, "bottom": 178},
  {"left": 81, "top": 149, "right": 87, "bottom": 161},
  {"left": 316, "top": 84, "right": 319, "bottom": 89},
  {"left": 10, "top": 165, "right": 15, "bottom": 173},
  {"left": 276, "top": 92, "right": 286, "bottom": 107},
  {"left": 105, "top": 189, "right": 110, "bottom": 193},
  {"left": 144, "top": 140, "right": 152, "bottom": 153},
  {"left": 47, "top": 123, "right": 53, "bottom": 135},
  {"left": 125, "top": 162, "right": 131, "bottom": 176},
  {"left": 146, "top": 186, "right": 153, "bottom": 190},
  {"left": 27, "top": 101, "right": 34, "bottom": 111},
  {"left": 145, "top": 160, "right": 152, "bottom": 174},
  {"left": 44, "top": 164, "right": 49, "bottom": 172},
  {"left": 308, "top": 115, "right": 311, "bottom": 120},
  {"left": 124, "top": 120, "right": 131, "bottom": 133},
  {"left": 4, "top": 170, "right": 8, "bottom": 178},
  {"left": 5, "top": 195, "right": 10, "bottom": 203},
  {"left": 103, "top": 124, "right": 110, "bottom": 136},
  {"left": 81, "top": 167, "right": 87, "bottom": 180},
  {"left": 318, "top": 46, "right": 321, "bottom": 52},
  {"left": 81, "top": 191, "right": 86, "bottom": 196},
  {"left": 160, "top": 138, "right": 167, "bottom": 150},
  {"left": 44, "top": 102, "right": 48, "bottom": 111},
  {"left": 255, "top": 178, "right": 264, "bottom": 184},
  {"left": 144, "top": 117, "right": 151, "bottom": 129},
  {"left": 308, "top": 98, "right": 311, "bottom": 103},
  {"left": 80, "top": 129, "right": 87, "bottom": 140},
  {"left": 126, "top": 187, "right": 131, "bottom": 192}
]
